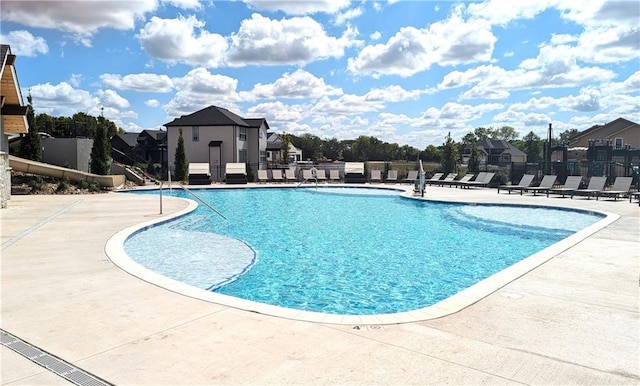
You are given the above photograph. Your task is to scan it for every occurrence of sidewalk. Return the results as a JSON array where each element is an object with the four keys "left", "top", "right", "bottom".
[{"left": 2, "top": 186, "right": 638, "bottom": 385}]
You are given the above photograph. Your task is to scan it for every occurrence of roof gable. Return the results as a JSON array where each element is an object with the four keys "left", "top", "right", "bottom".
[{"left": 164, "top": 105, "right": 250, "bottom": 127}]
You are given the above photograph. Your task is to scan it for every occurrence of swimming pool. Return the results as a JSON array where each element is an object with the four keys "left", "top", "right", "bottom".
[{"left": 122, "top": 187, "right": 605, "bottom": 316}]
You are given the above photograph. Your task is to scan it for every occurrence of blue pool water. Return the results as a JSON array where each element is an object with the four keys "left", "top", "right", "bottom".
[{"left": 124, "top": 187, "right": 603, "bottom": 315}]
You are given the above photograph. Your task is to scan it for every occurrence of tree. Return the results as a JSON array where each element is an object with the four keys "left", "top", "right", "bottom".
[
  {"left": 559, "top": 128, "right": 579, "bottom": 144},
  {"left": 494, "top": 126, "right": 519, "bottom": 141},
  {"left": 467, "top": 142, "right": 480, "bottom": 173},
  {"left": 280, "top": 133, "right": 291, "bottom": 164},
  {"left": 440, "top": 132, "right": 459, "bottom": 175},
  {"left": 90, "top": 117, "right": 111, "bottom": 174},
  {"left": 173, "top": 128, "right": 188, "bottom": 181},
  {"left": 18, "top": 93, "right": 42, "bottom": 161},
  {"left": 521, "top": 131, "right": 542, "bottom": 163}
]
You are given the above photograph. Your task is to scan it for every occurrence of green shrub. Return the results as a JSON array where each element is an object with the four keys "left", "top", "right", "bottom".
[
  {"left": 56, "top": 177, "right": 70, "bottom": 192},
  {"left": 89, "top": 182, "right": 101, "bottom": 192},
  {"left": 77, "top": 179, "right": 90, "bottom": 189},
  {"left": 28, "top": 176, "right": 45, "bottom": 191}
]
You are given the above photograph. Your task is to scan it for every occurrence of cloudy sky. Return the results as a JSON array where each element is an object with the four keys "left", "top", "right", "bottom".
[{"left": 1, "top": 0, "right": 638, "bottom": 148}]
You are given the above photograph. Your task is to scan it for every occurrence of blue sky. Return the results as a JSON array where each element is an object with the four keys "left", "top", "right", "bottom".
[{"left": 1, "top": 0, "right": 638, "bottom": 148}]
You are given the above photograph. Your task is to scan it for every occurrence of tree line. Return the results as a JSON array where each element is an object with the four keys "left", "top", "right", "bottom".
[{"left": 288, "top": 125, "right": 578, "bottom": 165}]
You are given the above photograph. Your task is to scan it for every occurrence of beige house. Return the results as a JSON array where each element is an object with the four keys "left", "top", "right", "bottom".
[
  {"left": 1, "top": 45, "right": 29, "bottom": 208},
  {"left": 164, "top": 106, "right": 269, "bottom": 182},
  {"left": 569, "top": 118, "right": 639, "bottom": 150}
]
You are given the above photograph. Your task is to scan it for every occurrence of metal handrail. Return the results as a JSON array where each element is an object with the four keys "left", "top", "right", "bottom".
[{"left": 159, "top": 182, "right": 226, "bottom": 219}]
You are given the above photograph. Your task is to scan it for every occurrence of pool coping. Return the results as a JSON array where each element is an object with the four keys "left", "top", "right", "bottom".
[{"left": 106, "top": 185, "right": 620, "bottom": 325}]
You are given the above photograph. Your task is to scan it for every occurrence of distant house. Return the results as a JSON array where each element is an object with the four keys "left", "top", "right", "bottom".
[
  {"left": 1, "top": 44, "right": 29, "bottom": 208},
  {"left": 462, "top": 139, "right": 527, "bottom": 166},
  {"left": 164, "top": 106, "right": 269, "bottom": 182},
  {"left": 111, "top": 129, "right": 167, "bottom": 166},
  {"left": 568, "top": 118, "right": 639, "bottom": 150},
  {"left": 266, "top": 132, "right": 303, "bottom": 165}
]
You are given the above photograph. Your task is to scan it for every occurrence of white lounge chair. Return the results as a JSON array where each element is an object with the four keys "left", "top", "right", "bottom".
[
  {"left": 386, "top": 170, "right": 398, "bottom": 183},
  {"left": 257, "top": 169, "right": 269, "bottom": 183},
  {"left": 225, "top": 163, "right": 247, "bottom": 184},
  {"left": 272, "top": 169, "right": 284, "bottom": 183},
  {"left": 370, "top": 169, "right": 382, "bottom": 183},
  {"left": 403, "top": 170, "right": 419, "bottom": 183},
  {"left": 329, "top": 169, "right": 341, "bottom": 183},
  {"left": 344, "top": 162, "right": 366, "bottom": 183}
]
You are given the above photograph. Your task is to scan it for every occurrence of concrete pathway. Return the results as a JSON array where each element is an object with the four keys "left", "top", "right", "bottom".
[{"left": 1, "top": 185, "right": 638, "bottom": 385}]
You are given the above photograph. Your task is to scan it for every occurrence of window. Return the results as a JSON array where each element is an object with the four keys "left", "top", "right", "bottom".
[
  {"left": 239, "top": 127, "right": 247, "bottom": 141},
  {"left": 259, "top": 150, "right": 267, "bottom": 163},
  {"left": 192, "top": 126, "right": 199, "bottom": 142},
  {"left": 239, "top": 149, "right": 248, "bottom": 163},
  {"left": 614, "top": 137, "right": 623, "bottom": 149}
]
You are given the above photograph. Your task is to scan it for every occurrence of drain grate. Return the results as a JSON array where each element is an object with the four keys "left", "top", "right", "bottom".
[{"left": 1, "top": 329, "right": 112, "bottom": 386}]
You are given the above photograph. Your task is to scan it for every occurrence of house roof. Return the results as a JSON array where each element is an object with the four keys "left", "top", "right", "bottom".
[
  {"left": 245, "top": 118, "right": 270, "bottom": 131},
  {"left": 476, "top": 139, "right": 526, "bottom": 156},
  {"left": 569, "top": 118, "right": 637, "bottom": 144},
  {"left": 1, "top": 44, "right": 28, "bottom": 134},
  {"left": 112, "top": 133, "right": 139, "bottom": 147},
  {"left": 164, "top": 105, "right": 250, "bottom": 127}
]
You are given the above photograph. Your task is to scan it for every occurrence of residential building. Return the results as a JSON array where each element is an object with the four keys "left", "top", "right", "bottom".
[
  {"left": 111, "top": 129, "right": 167, "bottom": 166},
  {"left": 462, "top": 139, "right": 527, "bottom": 166},
  {"left": 568, "top": 118, "right": 639, "bottom": 150},
  {"left": 164, "top": 106, "right": 269, "bottom": 182},
  {"left": 0, "top": 45, "right": 29, "bottom": 208},
  {"left": 266, "top": 132, "right": 303, "bottom": 166}
]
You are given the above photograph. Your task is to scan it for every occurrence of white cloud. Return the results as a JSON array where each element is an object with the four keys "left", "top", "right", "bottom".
[
  {"left": 161, "top": 0, "right": 203, "bottom": 10},
  {"left": 100, "top": 73, "right": 175, "bottom": 93},
  {"left": 348, "top": 9, "right": 495, "bottom": 77},
  {"left": 163, "top": 68, "right": 242, "bottom": 119},
  {"left": 369, "top": 31, "right": 381, "bottom": 40},
  {"left": 28, "top": 82, "right": 100, "bottom": 116},
  {"left": 242, "top": 0, "right": 351, "bottom": 15},
  {"left": 138, "top": 15, "right": 228, "bottom": 67},
  {"left": 250, "top": 69, "right": 343, "bottom": 99},
  {"left": 363, "top": 85, "right": 421, "bottom": 102},
  {"left": 334, "top": 7, "right": 363, "bottom": 25},
  {"left": 146, "top": 99, "right": 161, "bottom": 108},
  {"left": 227, "top": 13, "right": 362, "bottom": 66},
  {"left": 312, "top": 94, "right": 385, "bottom": 115},
  {"left": 0, "top": 0, "right": 156, "bottom": 46},
  {"left": 0, "top": 30, "right": 48, "bottom": 57},
  {"left": 97, "top": 89, "right": 130, "bottom": 109}
]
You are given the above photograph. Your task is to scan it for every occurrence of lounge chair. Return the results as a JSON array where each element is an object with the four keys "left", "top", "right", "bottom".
[
  {"left": 546, "top": 176, "right": 582, "bottom": 198},
  {"left": 370, "top": 169, "right": 382, "bottom": 183},
  {"left": 570, "top": 176, "right": 606, "bottom": 199},
  {"left": 425, "top": 172, "right": 444, "bottom": 186},
  {"left": 225, "top": 163, "right": 247, "bottom": 184},
  {"left": 329, "top": 169, "right": 340, "bottom": 183},
  {"left": 316, "top": 169, "right": 327, "bottom": 182},
  {"left": 285, "top": 169, "right": 297, "bottom": 182},
  {"left": 596, "top": 176, "right": 633, "bottom": 201},
  {"left": 188, "top": 163, "right": 211, "bottom": 185},
  {"left": 403, "top": 170, "right": 419, "bottom": 183},
  {"left": 257, "top": 169, "right": 269, "bottom": 183},
  {"left": 449, "top": 174, "right": 474, "bottom": 188},
  {"left": 524, "top": 175, "right": 557, "bottom": 196},
  {"left": 437, "top": 173, "right": 457, "bottom": 187},
  {"left": 344, "top": 162, "right": 366, "bottom": 183},
  {"left": 461, "top": 172, "right": 496, "bottom": 189},
  {"left": 272, "top": 169, "right": 284, "bottom": 183},
  {"left": 386, "top": 170, "right": 398, "bottom": 183},
  {"left": 497, "top": 174, "right": 535, "bottom": 194},
  {"left": 630, "top": 191, "right": 640, "bottom": 206},
  {"left": 302, "top": 169, "right": 314, "bottom": 182}
]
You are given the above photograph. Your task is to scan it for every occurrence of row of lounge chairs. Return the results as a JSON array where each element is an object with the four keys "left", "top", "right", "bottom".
[
  {"left": 257, "top": 167, "right": 419, "bottom": 184},
  {"left": 425, "top": 172, "right": 496, "bottom": 188},
  {"left": 498, "top": 174, "right": 634, "bottom": 200}
]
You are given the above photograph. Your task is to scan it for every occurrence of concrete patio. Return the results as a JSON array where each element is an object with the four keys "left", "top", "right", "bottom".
[{"left": 1, "top": 184, "right": 638, "bottom": 385}]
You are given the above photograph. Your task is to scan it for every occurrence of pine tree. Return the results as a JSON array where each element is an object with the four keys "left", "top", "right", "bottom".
[
  {"left": 19, "top": 93, "right": 42, "bottom": 161},
  {"left": 440, "top": 132, "right": 459, "bottom": 175},
  {"left": 174, "top": 129, "right": 188, "bottom": 181},
  {"left": 90, "top": 117, "right": 111, "bottom": 175},
  {"left": 467, "top": 142, "right": 480, "bottom": 173}
]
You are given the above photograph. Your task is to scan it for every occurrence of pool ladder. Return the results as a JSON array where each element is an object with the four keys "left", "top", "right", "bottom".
[{"left": 159, "top": 182, "right": 227, "bottom": 219}]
